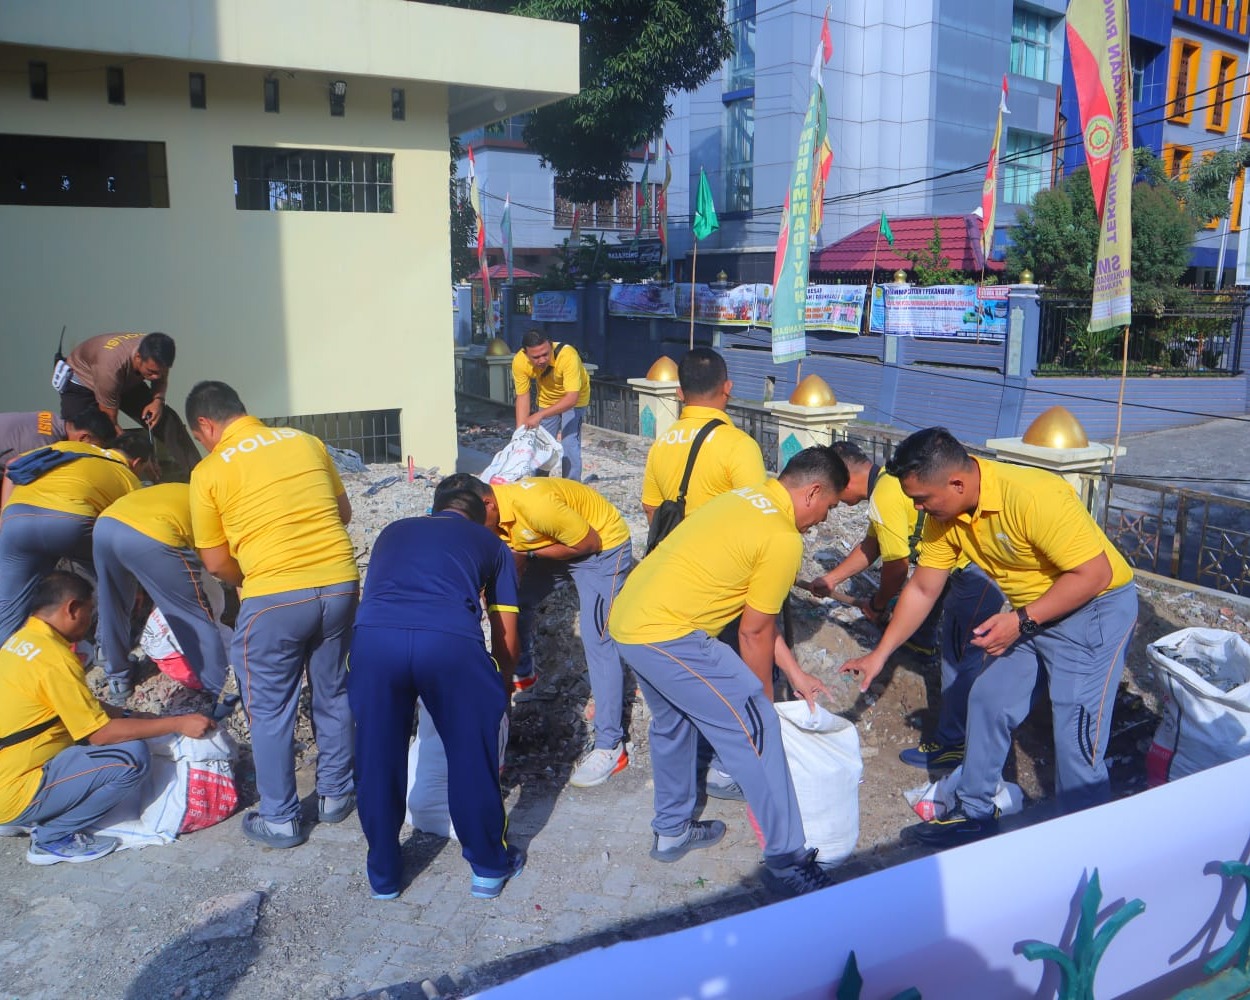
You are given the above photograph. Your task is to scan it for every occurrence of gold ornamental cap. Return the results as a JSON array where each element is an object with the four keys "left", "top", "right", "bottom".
[
  {"left": 645, "top": 355, "right": 679, "bottom": 382},
  {"left": 1022, "top": 406, "right": 1089, "bottom": 449},
  {"left": 788, "top": 374, "right": 837, "bottom": 407},
  {"left": 485, "top": 337, "right": 512, "bottom": 357}
]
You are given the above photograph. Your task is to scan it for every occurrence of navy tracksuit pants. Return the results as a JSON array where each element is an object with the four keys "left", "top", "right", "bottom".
[{"left": 348, "top": 626, "right": 511, "bottom": 896}]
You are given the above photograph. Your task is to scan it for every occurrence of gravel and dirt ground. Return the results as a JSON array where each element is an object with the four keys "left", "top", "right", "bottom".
[{"left": 1, "top": 413, "right": 1247, "bottom": 999}]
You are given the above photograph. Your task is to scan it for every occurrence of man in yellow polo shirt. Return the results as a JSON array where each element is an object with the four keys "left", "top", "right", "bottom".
[
  {"left": 0, "top": 431, "right": 154, "bottom": 642},
  {"left": 441, "top": 473, "right": 633, "bottom": 788},
  {"left": 808, "top": 440, "right": 1007, "bottom": 770},
  {"left": 512, "top": 330, "right": 591, "bottom": 481},
  {"left": 186, "top": 381, "right": 359, "bottom": 850},
  {"left": 0, "top": 571, "right": 212, "bottom": 865},
  {"left": 609, "top": 447, "right": 846, "bottom": 897},
  {"left": 93, "top": 483, "right": 232, "bottom": 709},
  {"left": 841, "top": 427, "right": 1137, "bottom": 847}
]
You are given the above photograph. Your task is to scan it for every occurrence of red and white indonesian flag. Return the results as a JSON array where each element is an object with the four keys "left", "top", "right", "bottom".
[
  {"left": 1067, "top": 0, "right": 1132, "bottom": 331},
  {"left": 980, "top": 76, "right": 1009, "bottom": 263},
  {"left": 468, "top": 146, "right": 493, "bottom": 333}
]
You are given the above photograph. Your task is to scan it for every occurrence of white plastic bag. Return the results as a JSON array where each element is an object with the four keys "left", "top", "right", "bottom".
[
  {"left": 93, "top": 730, "right": 240, "bottom": 849},
  {"left": 1146, "top": 628, "right": 1250, "bottom": 784},
  {"left": 904, "top": 764, "right": 1023, "bottom": 822},
  {"left": 479, "top": 426, "right": 564, "bottom": 485},
  {"left": 140, "top": 599, "right": 233, "bottom": 691},
  {"left": 404, "top": 698, "right": 508, "bottom": 841},
  {"left": 774, "top": 701, "right": 862, "bottom": 866}
]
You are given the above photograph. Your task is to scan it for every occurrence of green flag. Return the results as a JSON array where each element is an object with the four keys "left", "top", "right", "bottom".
[
  {"left": 692, "top": 168, "right": 719, "bottom": 241},
  {"left": 879, "top": 212, "right": 894, "bottom": 247}
]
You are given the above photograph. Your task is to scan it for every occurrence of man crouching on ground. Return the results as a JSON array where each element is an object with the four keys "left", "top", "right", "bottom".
[{"left": 0, "top": 571, "right": 213, "bottom": 865}]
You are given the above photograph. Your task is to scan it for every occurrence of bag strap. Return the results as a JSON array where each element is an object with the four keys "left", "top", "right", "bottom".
[
  {"left": 676, "top": 419, "right": 725, "bottom": 503},
  {"left": 539, "top": 342, "right": 566, "bottom": 379},
  {"left": 907, "top": 510, "right": 927, "bottom": 563},
  {"left": 0, "top": 717, "right": 58, "bottom": 751}
]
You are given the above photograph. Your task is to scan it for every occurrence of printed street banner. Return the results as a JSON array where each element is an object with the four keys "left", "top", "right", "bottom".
[
  {"left": 805, "top": 285, "right": 867, "bottom": 335},
  {"left": 870, "top": 285, "right": 1009, "bottom": 340},
  {"left": 607, "top": 284, "right": 676, "bottom": 319},
  {"left": 667, "top": 283, "right": 865, "bottom": 333},
  {"left": 530, "top": 291, "right": 579, "bottom": 323}
]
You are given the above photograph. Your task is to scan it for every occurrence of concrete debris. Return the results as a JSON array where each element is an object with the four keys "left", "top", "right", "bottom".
[{"left": 184, "top": 890, "right": 264, "bottom": 944}]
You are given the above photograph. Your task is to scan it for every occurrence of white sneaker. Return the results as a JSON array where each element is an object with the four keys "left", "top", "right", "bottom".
[{"left": 569, "top": 743, "right": 628, "bottom": 788}]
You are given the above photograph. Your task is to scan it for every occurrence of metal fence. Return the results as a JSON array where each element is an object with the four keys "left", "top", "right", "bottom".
[
  {"left": 584, "top": 378, "right": 638, "bottom": 434},
  {"left": 260, "top": 408, "right": 401, "bottom": 463},
  {"left": 1100, "top": 475, "right": 1250, "bottom": 596},
  {"left": 1036, "top": 290, "right": 1246, "bottom": 376}
]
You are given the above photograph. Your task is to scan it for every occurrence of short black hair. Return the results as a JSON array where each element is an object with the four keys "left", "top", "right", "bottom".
[
  {"left": 520, "top": 329, "right": 550, "bottom": 350},
  {"left": 138, "top": 332, "right": 176, "bottom": 368},
  {"left": 185, "top": 381, "right": 247, "bottom": 426},
  {"left": 885, "top": 427, "right": 973, "bottom": 483},
  {"left": 829, "top": 440, "right": 871, "bottom": 469},
  {"left": 778, "top": 447, "right": 849, "bottom": 495},
  {"left": 69, "top": 409, "right": 117, "bottom": 443},
  {"left": 432, "top": 474, "right": 492, "bottom": 511},
  {"left": 31, "top": 570, "right": 94, "bottom": 613},
  {"left": 432, "top": 488, "right": 487, "bottom": 524},
  {"left": 111, "top": 428, "right": 156, "bottom": 464},
  {"left": 677, "top": 348, "right": 729, "bottom": 398}
]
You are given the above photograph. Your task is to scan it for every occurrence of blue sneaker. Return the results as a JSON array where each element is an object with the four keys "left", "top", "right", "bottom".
[
  {"left": 27, "top": 832, "right": 120, "bottom": 866},
  {"left": 470, "top": 849, "right": 525, "bottom": 899},
  {"left": 898, "top": 741, "right": 964, "bottom": 769},
  {"left": 371, "top": 890, "right": 400, "bottom": 901}
]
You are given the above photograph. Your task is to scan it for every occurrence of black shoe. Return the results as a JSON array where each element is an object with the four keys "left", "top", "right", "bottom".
[
  {"left": 210, "top": 693, "right": 241, "bottom": 722},
  {"left": 763, "top": 848, "right": 834, "bottom": 897},
  {"left": 908, "top": 806, "right": 999, "bottom": 848}
]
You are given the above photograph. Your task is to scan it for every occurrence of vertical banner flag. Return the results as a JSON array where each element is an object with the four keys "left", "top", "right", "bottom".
[
  {"left": 501, "top": 193, "right": 514, "bottom": 283},
  {"left": 635, "top": 142, "right": 652, "bottom": 239},
  {"left": 570, "top": 203, "right": 582, "bottom": 249},
  {"left": 810, "top": 11, "right": 835, "bottom": 238},
  {"left": 657, "top": 140, "right": 673, "bottom": 263},
  {"left": 467, "top": 146, "right": 492, "bottom": 333},
  {"left": 1067, "top": 0, "right": 1132, "bottom": 330},
  {"left": 771, "top": 9, "right": 833, "bottom": 363},
  {"left": 980, "top": 75, "right": 1009, "bottom": 263},
  {"left": 692, "top": 168, "right": 719, "bottom": 240},
  {"left": 880, "top": 212, "right": 894, "bottom": 246}
]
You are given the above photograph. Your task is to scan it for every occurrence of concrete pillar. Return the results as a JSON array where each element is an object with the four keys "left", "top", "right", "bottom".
[
  {"left": 764, "top": 401, "right": 866, "bottom": 469},
  {"left": 453, "top": 283, "right": 474, "bottom": 346},
  {"left": 984, "top": 437, "right": 1125, "bottom": 511},
  {"left": 996, "top": 282, "right": 1042, "bottom": 437},
  {"left": 627, "top": 379, "right": 682, "bottom": 439},
  {"left": 487, "top": 356, "right": 515, "bottom": 407}
]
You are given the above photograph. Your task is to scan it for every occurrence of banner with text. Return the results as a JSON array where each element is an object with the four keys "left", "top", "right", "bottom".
[
  {"left": 530, "top": 291, "right": 579, "bottom": 323},
  {"left": 667, "top": 283, "right": 866, "bottom": 333},
  {"left": 608, "top": 284, "right": 676, "bottom": 319},
  {"left": 871, "top": 285, "right": 1008, "bottom": 340}
]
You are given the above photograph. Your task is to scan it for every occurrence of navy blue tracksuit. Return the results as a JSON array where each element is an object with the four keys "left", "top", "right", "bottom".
[{"left": 347, "top": 511, "right": 519, "bottom": 896}]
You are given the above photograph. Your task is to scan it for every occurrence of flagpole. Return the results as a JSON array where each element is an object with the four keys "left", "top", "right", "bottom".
[
  {"left": 1110, "top": 325, "right": 1130, "bottom": 475},
  {"left": 865, "top": 228, "right": 882, "bottom": 335},
  {"left": 689, "top": 241, "right": 698, "bottom": 350}
]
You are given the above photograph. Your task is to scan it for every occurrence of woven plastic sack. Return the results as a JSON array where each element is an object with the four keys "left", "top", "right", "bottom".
[
  {"left": 479, "top": 426, "right": 563, "bottom": 485},
  {"left": 1146, "top": 628, "right": 1250, "bottom": 785},
  {"left": 904, "top": 765, "right": 1024, "bottom": 821}
]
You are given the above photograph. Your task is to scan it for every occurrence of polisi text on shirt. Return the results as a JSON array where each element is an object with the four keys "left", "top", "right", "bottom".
[
  {"left": 731, "top": 486, "right": 781, "bottom": 515},
  {"left": 2, "top": 636, "right": 41, "bottom": 661},
  {"left": 220, "top": 427, "right": 300, "bottom": 463},
  {"left": 660, "top": 426, "right": 717, "bottom": 446}
]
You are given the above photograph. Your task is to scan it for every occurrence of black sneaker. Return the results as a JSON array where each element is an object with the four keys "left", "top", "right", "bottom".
[
  {"left": 650, "top": 820, "right": 727, "bottom": 862},
  {"left": 763, "top": 848, "right": 834, "bottom": 897},
  {"left": 898, "top": 741, "right": 965, "bottom": 769},
  {"left": 908, "top": 806, "right": 999, "bottom": 848}
]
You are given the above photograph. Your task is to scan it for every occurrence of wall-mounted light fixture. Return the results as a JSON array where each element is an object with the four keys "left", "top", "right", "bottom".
[{"left": 329, "top": 79, "right": 347, "bottom": 117}]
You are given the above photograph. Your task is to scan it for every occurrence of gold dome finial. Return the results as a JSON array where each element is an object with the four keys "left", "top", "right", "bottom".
[
  {"left": 645, "top": 355, "right": 679, "bottom": 382},
  {"left": 485, "top": 337, "right": 511, "bottom": 357},
  {"left": 892, "top": 269, "right": 909, "bottom": 284},
  {"left": 788, "top": 374, "right": 837, "bottom": 407},
  {"left": 1022, "top": 406, "right": 1089, "bottom": 449}
]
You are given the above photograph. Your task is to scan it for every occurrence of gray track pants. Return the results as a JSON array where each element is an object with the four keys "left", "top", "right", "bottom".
[
  {"left": 616, "top": 632, "right": 806, "bottom": 863},
  {"left": 9, "top": 741, "right": 150, "bottom": 845},
  {"left": 958, "top": 581, "right": 1138, "bottom": 819},
  {"left": 93, "top": 518, "right": 229, "bottom": 694},
  {"left": 0, "top": 504, "right": 94, "bottom": 642},
  {"left": 540, "top": 407, "right": 584, "bottom": 482},
  {"left": 233, "top": 581, "right": 358, "bottom": 825},
  {"left": 518, "top": 540, "right": 632, "bottom": 749}
]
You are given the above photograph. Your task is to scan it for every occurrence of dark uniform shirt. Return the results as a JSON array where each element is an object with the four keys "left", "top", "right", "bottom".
[
  {"left": 355, "top": 511, "right": 520, "bottom": 639},
  {"left": 0, "top": 411, "right": 65, "bottom": 468}
]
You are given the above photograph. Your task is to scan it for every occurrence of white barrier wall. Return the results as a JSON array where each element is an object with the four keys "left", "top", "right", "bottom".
[{"left": 479, "top": 755, "right": 1250, "bottom": 998}]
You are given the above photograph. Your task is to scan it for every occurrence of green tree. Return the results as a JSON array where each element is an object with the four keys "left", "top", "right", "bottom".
[
  {"left": 906, "top": 220, "right": 963, "bottom": 285},
  {"left": 449, "top": 136, "right": 479, "bottom": 283},
  {"left": 431, "top": 0, "right": 732, "bottom": 203}
]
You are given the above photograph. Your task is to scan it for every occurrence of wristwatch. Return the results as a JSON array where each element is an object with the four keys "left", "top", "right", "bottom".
[
  {"left": 1016, "top": 607, "right": 1040, "bottom": 636},
  {"left": 526, "top": 550, "right": 538, "bottom": 561}
]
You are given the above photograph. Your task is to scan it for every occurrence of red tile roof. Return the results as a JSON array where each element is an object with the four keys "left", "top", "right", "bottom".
[{"left": 811, "top": 214, "right": 1003, "bottom": 276}]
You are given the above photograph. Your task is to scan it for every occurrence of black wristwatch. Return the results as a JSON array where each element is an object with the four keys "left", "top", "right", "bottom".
[{"left": 1016, "top": 607, "right": 1040, "bottom": 636}]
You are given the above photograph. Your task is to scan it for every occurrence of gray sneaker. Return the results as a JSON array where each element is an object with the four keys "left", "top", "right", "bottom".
[
  {"left": 104, "top": 677, "right": 134, "bottom": 707},
  {"left": 27, "top": 832, "right": 120, "bottom": 866},
  {"left": 650, "top": 820, "right": 727, "bottom": 862},
  {"left": 318, "top": 792, "right": 356, "bottom": 824},
  {"left": 569, "top": 743, "right": 628, "bottom": 788},
  {"left": 242, "top": 812, "right": 307, "bottom": 849}
]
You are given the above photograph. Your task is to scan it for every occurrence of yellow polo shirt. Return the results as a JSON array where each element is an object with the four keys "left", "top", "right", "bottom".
[
  {"left": 640, "top": 405, "right": 767, "bottom": 514},
  {"left": 512, "top": 342, "right": 591, "bottom": 409},
  {"left": 189, "top": 416, "right": 358, "bottom": 600},
  {"left": 5, "top": 442, "right": 140, "bottom": 517},
  {"left": 99, "top": 483, "right": 193, "bottom": 549},
  {"left": 917, "top": 457, "right": 1133, "bottom": 607},
  {"left": 865, "top": 471, "right": 922, "bottom": 564},
  {"left": 492, "top": 478, "right": 630, "bottom": 553},
  {"left": 610, "top": 478, "right": 803, "bottom": 644},
  {"left": 0, "top": 617, "right": 111, "bottom": 823}
]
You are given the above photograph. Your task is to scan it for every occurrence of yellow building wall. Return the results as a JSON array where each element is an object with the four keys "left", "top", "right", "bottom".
[{"left": 0, "top": 45, "right": 457, "bottom": 471}]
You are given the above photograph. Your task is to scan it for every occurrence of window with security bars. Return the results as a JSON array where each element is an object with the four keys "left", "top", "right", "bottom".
[
  {"left": 233, "top": 146, "right": 394, "bottom": 212},
  {"left": 1010, "top": 7, "right": 1054, "bottom": 81},
  {"left": 1208, "top": 52, "right": 1238, "bottom": 131},
  {"left": 1003, "top": 129, "right": 1048, "bottom": 205}
]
